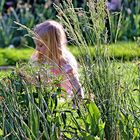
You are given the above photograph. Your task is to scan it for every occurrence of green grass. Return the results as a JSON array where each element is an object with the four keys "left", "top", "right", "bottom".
[
  {"left": 0, "top": 58, "right": 139, "bottom": 139},
  {"left": 0, "top": 70, "right": 12, "bottom": 80},
  {"left": 0, "top": 0, "right": 140, "bottom": 139},
  {"left": 0, "top": 64, "right": 105, "bottom": 139},
  {"left": 0, "top": 42, "right": 140, "bottom": 66},
  {"left": 1, "top": 61, "right": 139, "bottom": 103}
]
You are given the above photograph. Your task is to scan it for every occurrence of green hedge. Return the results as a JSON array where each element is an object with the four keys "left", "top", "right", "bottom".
[
  {"left": 108, "top": 42, "right": 140, "bottom": 60},
  {"left": 0, "top": 42, "right": 140, "bottom": 66},
  {"left": 0, "top": 48, "right": 33, "bottom": 66},
  {"left": 70, "top": 42, "right": 140, "bottom": 61}
]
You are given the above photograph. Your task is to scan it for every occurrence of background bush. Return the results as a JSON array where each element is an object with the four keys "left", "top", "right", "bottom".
[{"left": 0, "top": 0, "right": 140, "bottom": 48}]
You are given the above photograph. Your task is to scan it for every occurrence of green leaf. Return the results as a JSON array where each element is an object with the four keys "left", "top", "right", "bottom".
[
  {"left": 88, "top": 101, "right": 101, "bottom": 121},
  {"left": 132, "top": 128, "right": 139, "bottom": 140},
  {"left": 0, "top": 129, "right": 3, "bottom": 136}
]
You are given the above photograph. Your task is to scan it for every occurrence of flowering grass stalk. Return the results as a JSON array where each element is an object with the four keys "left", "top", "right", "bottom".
[{"left": 55, "top": 0, "right": 140, "bottom": 139}]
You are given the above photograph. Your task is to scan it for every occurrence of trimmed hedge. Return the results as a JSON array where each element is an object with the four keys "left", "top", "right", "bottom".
[
  {"left": 70, "top": 42, "right": 140, "bottom": 61},
  {"left": 0, "top": 48, "right": 33, "bottom": 66},
  {"left": 0, "top": 42, "right": 140, "bottom": 66}
]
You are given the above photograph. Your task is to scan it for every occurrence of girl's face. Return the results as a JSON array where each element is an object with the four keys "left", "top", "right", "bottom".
[{"left": 35, "top": 40, "right": 47, "bottom": 55}]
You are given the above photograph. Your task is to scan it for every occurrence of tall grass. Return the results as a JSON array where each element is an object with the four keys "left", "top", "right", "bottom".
[
  {"left": 55, "top": 0, "right": 140, "bottom": 139},
  {"left": 0, "top": 0, "right": 140, "bottom": 139},
  {"left": 0, "top": 63, "right": 104, "bottom": 139}
]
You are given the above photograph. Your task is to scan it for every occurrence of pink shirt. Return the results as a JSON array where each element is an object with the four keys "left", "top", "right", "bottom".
[
  {"left": 51, "top": 63, "right": 79, "bottom": 97},
  {"left": 30, "top": 50, "right": 84, "bottom": 98}
]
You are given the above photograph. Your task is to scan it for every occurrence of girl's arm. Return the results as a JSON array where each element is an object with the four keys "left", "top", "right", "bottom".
[
  {"left": 69, "top": 72, "right": 84, "bottom": 99},
  {"left": 63, "top": 64, "right": 84, "bottom": 99}
]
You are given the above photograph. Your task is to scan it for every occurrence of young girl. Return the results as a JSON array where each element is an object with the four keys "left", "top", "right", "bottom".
[{"left": 31, "top": 20, "right": 84, "bottom": 99}]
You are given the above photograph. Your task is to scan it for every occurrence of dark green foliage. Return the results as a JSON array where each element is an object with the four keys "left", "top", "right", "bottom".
[{"left": 0, "top": 0, "right": 140, "bottom": 48}]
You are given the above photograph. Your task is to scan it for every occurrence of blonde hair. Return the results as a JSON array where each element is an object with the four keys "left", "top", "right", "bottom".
[{"left": 32, "top": 20, "right": 67, "bottom": 65}]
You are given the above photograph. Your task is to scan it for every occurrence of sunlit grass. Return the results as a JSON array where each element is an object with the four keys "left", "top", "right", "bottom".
[
  {"left": 0, "top": 70, "right": 12, "bottom": 80},
  {"left": 0, "top": 0, "right": 140, "bottom": 139},
  {"left": 0, "top": 41, "right": 140, "bottom": 66}
]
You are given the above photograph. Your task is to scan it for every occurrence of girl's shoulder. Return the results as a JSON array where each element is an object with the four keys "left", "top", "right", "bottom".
[
  {"left": 62, "top": 50, "right": 79, "bottom": 74},
  {"left": 63, "top": 49, "right": 78, "bottom": 69}
]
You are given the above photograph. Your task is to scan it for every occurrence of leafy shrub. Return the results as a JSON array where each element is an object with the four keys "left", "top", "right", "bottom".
[
  {"left": 0, "top": 54, "right": 5, "bottom": 65},
  {"left": 0, "top": 48, "right": 33, "bottom": 65}
]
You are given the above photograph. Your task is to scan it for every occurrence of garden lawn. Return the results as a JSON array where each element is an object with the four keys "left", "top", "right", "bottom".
[{"left": 0, "top": 42, "right": 140, "bottom": 66}]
